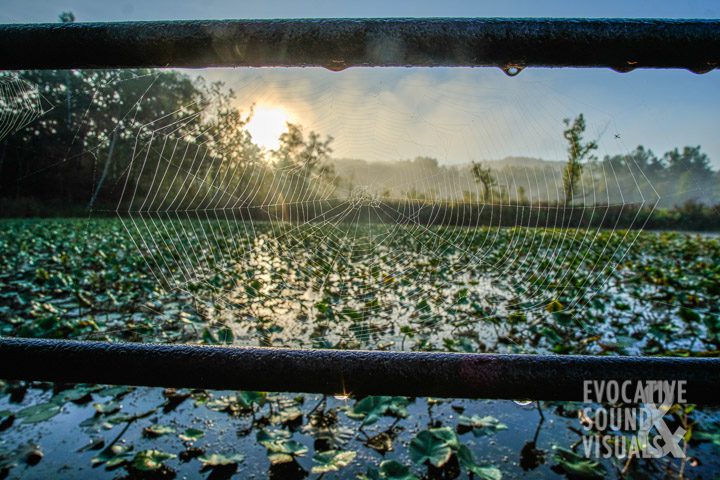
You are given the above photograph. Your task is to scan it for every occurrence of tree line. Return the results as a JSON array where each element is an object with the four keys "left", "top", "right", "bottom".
[{"left": 1, "top": 66, "right": 718, "bottom": 229}]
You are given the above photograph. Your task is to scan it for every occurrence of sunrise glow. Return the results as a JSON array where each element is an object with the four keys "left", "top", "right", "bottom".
[{"left": 245, "top": 105, "right": 291, "bottom": 151}]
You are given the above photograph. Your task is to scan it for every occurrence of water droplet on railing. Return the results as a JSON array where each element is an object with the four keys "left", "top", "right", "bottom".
[
  {"left": 502, "top": 65, "right": 524, "bottom": 77},
  {"left": 689, "top": 62, "right": 717, "bottom": 75},
  {"left": 611, "top": 60, "right": 638, "bottom": 73},
  {"left": 324, "top": 60, "right": 349, "bottom": 72}
]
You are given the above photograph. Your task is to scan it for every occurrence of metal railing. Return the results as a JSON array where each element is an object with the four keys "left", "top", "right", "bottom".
[
  {"left": 1, "top": 17, "right": 719, "bottom": 403},
  {"left": 0, "top": 18, "right": 718, "bottom": 71}
]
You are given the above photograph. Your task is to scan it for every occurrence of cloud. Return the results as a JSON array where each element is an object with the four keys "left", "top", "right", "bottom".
[{"left": 195, "top": 67, "right": 720, "bottom": 167}]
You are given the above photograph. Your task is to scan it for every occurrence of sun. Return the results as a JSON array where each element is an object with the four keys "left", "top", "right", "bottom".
[{"left": 246, "top": 105, "right": 291, "bottom": 151}]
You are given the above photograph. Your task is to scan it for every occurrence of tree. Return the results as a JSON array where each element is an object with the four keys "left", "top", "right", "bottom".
[
  {"left": 272, "top": 123, "right": 335, "bottom": 202},
  {"left": 2, "top": 69, "right": 206, "bottom": 208},
  {"left": 663, "top": 146, "right": 714, "bottom": 205},
  {"left": 58, "top": 11, "right": 75, "bottom": 23},
  {"left": 516, "top": 185, "right": 528, "bottom": 204},
  {"left": 562, "top": 114, "right": 597, "bottom": 205},
  {"left": 471, "top": 162, "right": 497, "bottom": 202}
]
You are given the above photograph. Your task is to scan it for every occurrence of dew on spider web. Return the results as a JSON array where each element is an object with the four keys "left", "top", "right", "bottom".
[
  {"left": 0, "top": 73, "right": 51, "bottom": 142},
  {"left": 99, "top": 68, "right": 659, "bottom": 350}
]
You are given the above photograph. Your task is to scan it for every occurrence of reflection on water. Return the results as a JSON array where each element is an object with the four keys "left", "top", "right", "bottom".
[{"left": 108, "top": 220, "right": 717, "bottom": 356}]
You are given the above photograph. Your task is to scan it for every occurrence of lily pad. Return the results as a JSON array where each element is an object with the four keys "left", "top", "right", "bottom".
[
  {"left": 91, "top": 444, "right": 133, "bottom": 470},
  {"left": 198, "top": 453, "right": 244, "bottom": 468},
  {"left": 428, "top": 426, "right": 460, "bottom": 449},
  {"left": 552, "top": 446, "right": 606, "bottom": 479},
  {"left": 143, "top": 424, "right": 176, "bottom": 438},
  {"left": 179, "top": 427, "right": 205, "bottom": 442},
  {"left": 93, "top": 401, "right": 121, "bottom": 415},
  {"left": 409, "top": 430, "right": 453, "bottom": 468},
  {"left": 311, "top": 449, "right": 357, "bottom": 474},
  {"left": 379, "top": 460, "right": 420, "bottom": 480},
  {"left": 458, "top": 444, "right": 502, "bottom": 480},
  {"left": 237, "top": 391, "right": 267, "bottom": 408},
  {"left": 257, "top": 429, "right": 308, "bottom": 464},
  {"left": 16, "top": 402, "right": 61, "bottom": 423},
  {"left": 458, "top": 415, "right": 508, "bottom": 436},
  {"left": 347, "top": 396, "right": 409, "bottom": 426},
  {"left": 130, "top": 449, "right": 176, "bottom": 472}
]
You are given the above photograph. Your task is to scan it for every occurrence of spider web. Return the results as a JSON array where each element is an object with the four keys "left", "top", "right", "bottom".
[
  {"left": 0, "top": 73, "right": 52, "bottom": 142},
  {"left": 110, "top": 68, "right": 660, "bottom": 351}
]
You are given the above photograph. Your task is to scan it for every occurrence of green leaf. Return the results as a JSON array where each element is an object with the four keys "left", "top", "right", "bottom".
[
  {"left": 358, "top": 469, "right": 383, "bottom": 480},
  {"left": 257, "top": 429, "right": 307, "bottom": 464},
  {"left": 679, "top": 307, "right": 701, "bottom": 323},
  {"left": 245, "top": 280, "right": 262, "bottom": 297},
  {"left": 270, "top": 405, "right": 303, "bottom": 425},
  {"left": 458, "top": 415, "right": 508, "bottom": 436},
  {"left": 0, "top": 409, "right": 14, "bottom": 431},
  {"left": 347, "top": 396, "right": 409, "bottom": 426},
  {"left": 429, "top": 426, "right": 460, "bottom": 450},
  {"left": 467, "top": 464, "right": 503, "bottom": 480},
  {"left": 53, "top": 385, "right": 99, "bottom": 404},
  {"left": 217, "top": 325, "right": 234, "bottom": 344},
  {"left": 695, "top": 430, "right": 720, "bottom": 446},
  {"left": 379, "top": 460, "right": 420, "bottom": 480},
  {"left": 179, "top": 428, "right": 205, "bottom": 442},
  {"left": 202, "top": 327, "right": 218, "bottom": 345},
  {"left": 100, "top": 386, "right": 134, "bottom": 398},
  {"left": 546, "top": 299, "right": 564, "bottom": 313},
  {"left": 457, "top": 445, "right": 502, "bottom": 480},
  {"left": 91, "top": 444, "right": 132, "bottom": 470},
  {"left": 409, "top": 430, "right": 452, "bottom": 467},
  {"left": 143, "top": 424, "right": 176, "bottom": 438},
  {"left": 198, "top": 453, "right": 244, "bottom": 468},
  {"left": 130, "top": 449, "right": 176, "bottom": 472},
  {"left": 16, "top": 402, "right": 61, "bottom": 423},
  {"left": 237, "top": 391, "right": 267, "bottom": 408},
  {"left": 93, "top": 401, "right": 121, "bottom": 415},
  {"left": 267, "top": 452, "right": 294, "bottom": 465},
  {"left": 256, "top": 429, "right": 291, "bottom": 445},
  {"left": 311, "top": 449, "right": 357, "bottom": 474},
  {"left": 552, "top": 446, "right": 606, "bottom": 479}
]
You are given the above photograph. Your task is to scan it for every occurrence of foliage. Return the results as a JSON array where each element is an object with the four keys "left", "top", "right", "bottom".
[
  {"left": 409, "top": 427, "right": 502, "bottom": 478},
  {"left": 562, "top": 114, "right": 597, "bottom": 205},
  {"left": 197, "top": 453, "right": 244, "bottom": 469},
  {"left": 471, "top": 162, "right": 498, "bottom": 202},
  {"left": 552, "top": 446, "right": 606, "bottom": 479},
  {"left": 310, "top": 449, "right": 356, "bottom": 474},
  {"left": 457, "top": 414, "right": 508, "bottom": 436},
  {"left": 346, "top": 396, "right": 410, "bottom": 426},
  {"left": 0, "top": 219, "right": 718, "bottom": 478},
  {"left": 130, "top": 449, "right": 176, "bottom": 472},
  {"left": 256, "top": 429, "right": 309, "bottom": 464},
  {"left": 409, "top": 429, "right": 453, "bottom": 467}
]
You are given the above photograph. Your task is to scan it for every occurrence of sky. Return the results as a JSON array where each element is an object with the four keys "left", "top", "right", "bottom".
[{"left": 2, "top": 1, "right": 719, "bottom": 166}]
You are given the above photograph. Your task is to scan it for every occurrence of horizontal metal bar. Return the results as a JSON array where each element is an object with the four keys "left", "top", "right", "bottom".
[
  {"left": 1, "top": 338, "right": 718, "bottom": 403},
  {"left": 0, "top": 18, "right": 718, "bottom": 72}
]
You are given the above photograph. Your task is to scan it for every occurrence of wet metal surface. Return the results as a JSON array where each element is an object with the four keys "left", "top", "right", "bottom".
[
  {"left": 1, "top": 338, "right": 718, "bottom": 403},
  {"left": 0, "top": 18, "right": 718, "bottom": 71}
]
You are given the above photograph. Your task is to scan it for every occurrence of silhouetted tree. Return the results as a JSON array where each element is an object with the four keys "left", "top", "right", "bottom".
[
  {"left": 471, "top": 162, "right": 497, "bottom": 202},
  {"left": 562, "top": 114, "right": 597, "bottom": 205},
  {"left": 272, "top": 123, "right": 335, "bottom": 202}
]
